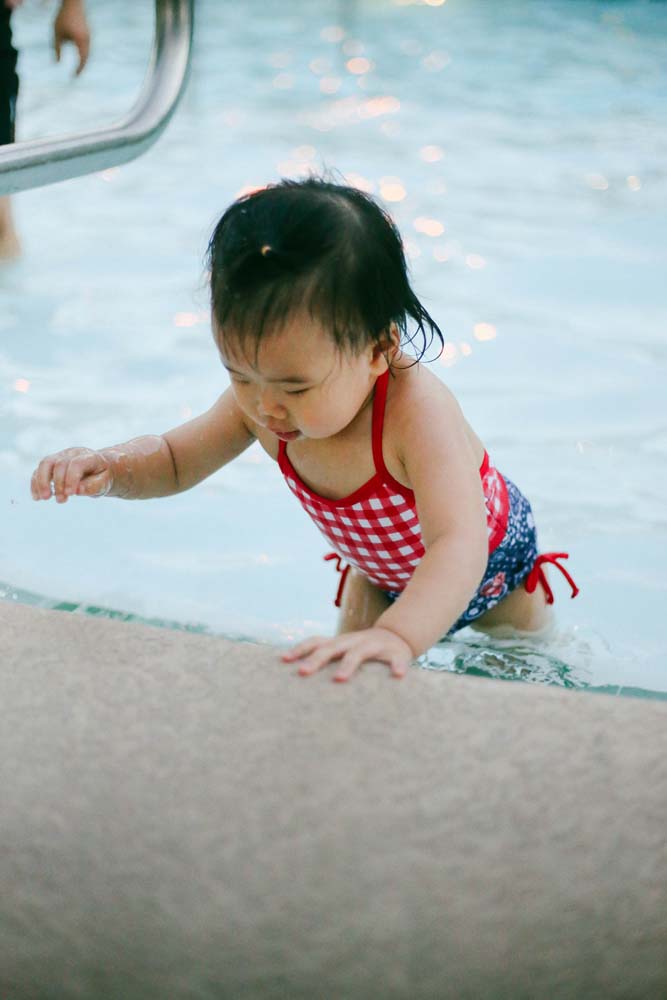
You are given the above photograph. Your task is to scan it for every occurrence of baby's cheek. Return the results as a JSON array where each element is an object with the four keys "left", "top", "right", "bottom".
[
  {"left": 233, "top": 387, "right": 254, "bottom": 415},
  {"left": 299, "top": 410, "right": 330, "bottom": 438}
]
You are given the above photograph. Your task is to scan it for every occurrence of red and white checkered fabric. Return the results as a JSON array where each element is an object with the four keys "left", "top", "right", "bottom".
[
  {"left": 280, "top": 466, "right": 426, "bottom": 591},
  {"left": 278, "top": 370, "right": 509, "bottom": 594}
]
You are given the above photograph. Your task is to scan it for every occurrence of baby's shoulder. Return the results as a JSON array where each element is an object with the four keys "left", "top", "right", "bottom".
[
  {"left": 386, "top": 361, "right": 462, "bottom": 422},
  {"left": 384, "top": 361, "right": 483, "bottom": 473}
]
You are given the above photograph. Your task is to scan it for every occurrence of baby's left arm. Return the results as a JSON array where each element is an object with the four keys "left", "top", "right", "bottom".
[
  {"left": 283, "top": 381, "right": 489, "bottom": 681},
  {"left": 373, "top": 382, "right": 489, "bottom": 658}
]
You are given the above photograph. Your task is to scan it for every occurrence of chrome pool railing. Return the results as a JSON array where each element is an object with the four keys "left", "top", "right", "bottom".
[{"left": 0, "top": 0, "right": 194, "bottom": 196}]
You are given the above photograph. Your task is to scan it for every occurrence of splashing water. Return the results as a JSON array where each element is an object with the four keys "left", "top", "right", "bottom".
[{"left": 417, "top": 623, "right": 664, "bottom": 700}]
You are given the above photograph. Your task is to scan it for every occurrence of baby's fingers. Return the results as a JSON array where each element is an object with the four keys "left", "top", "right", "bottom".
[
  {"left": 51, "top": 458, "right": 75, "bottom": 503},
  {"left": 31, "top": 452, "right": 69, "bottom": 502},
  {"left": 31, "top": 448, "right": 106, "bottom": 502},
  {"left": 62, "top": 454, "right": 104, "bottom": 498},
  {"left": 282, "top": 637, "right": 345, "bottom": 677},
  {"left": 331, "top": 649, "right": 367, "bottom": 683},
  {"left": 281, "top": 636, "right": 330, "bottom": 662},
  {"left": 75, "top": 471, "right": 112, "bottom": 498},
  {"left": 53, "top": 454, "right": 89, "bottom": 502},
  {"left": 31, "top": 456, "right": 59, "bottom": 500}
]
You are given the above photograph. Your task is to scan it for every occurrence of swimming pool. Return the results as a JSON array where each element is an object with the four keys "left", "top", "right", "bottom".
[{"left": 2, "top": 0, "right": 666, "bottom": 696}]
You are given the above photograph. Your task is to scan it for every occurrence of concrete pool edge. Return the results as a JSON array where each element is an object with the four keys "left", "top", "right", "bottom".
[
  {"left": 4, "top": 583, "right": 666, "bottom": 700},
  {"left": 1, "top": 600, "right": 666, "bottom": 998}
]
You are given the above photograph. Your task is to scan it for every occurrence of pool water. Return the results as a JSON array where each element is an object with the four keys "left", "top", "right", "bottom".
[{"left": 2, "top": 0, "right": 666, "bottom": 696}]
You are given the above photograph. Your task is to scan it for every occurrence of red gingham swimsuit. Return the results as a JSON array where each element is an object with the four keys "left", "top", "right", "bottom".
[{"left": 278, "top": 369, "right": 512, "bottom": 606}]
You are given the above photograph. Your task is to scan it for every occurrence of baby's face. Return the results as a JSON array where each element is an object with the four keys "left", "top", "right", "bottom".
[{"left": 214, "top": 313, "right": 386, "bottom": 442}]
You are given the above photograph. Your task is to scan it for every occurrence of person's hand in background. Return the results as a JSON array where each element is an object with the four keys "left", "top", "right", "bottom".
[
  {"left": 4, "top": 0, "right": 90, "bottom": 77},
  {"left": 54, "top": 0, "right": 90, "bottom": 76}
]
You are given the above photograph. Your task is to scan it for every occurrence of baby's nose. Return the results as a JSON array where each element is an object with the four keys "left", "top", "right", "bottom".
[{"left": 257, "top": 389, "right": 287, "bottom": 419}]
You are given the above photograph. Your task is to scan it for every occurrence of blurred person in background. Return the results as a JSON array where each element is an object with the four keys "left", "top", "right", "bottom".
[{"left": 0, "top": 0, "right": 90, "bottom": 259}]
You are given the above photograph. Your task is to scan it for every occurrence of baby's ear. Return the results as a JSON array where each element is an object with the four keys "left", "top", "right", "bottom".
[
  {"left": 387, "top": 322, "right": 401, "bottom": 350},
  {"left": 374, "top": 324, "right": 401, "bottom": 363}
]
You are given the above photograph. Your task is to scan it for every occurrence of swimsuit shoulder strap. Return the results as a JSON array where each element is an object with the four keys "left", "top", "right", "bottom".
[
  {"left": 371, "top": 368, "right": 391, "bottom": 478},
  {"left": 277, "top": 437, "right": 291, "bottom": 476}
]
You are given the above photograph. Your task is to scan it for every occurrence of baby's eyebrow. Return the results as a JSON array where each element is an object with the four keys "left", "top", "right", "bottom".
[{"left": 223, "top": 365, "right": 311, "bottom": 385}]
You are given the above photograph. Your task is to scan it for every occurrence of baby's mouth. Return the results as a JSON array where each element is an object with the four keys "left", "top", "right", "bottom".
[{"left": 273, "top": 429, "right": 301, "bottom": 442}]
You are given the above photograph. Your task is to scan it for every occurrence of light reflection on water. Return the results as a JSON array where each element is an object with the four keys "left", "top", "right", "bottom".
[{"left": 1, "top": 0, "right": 666, "bottom": 696}]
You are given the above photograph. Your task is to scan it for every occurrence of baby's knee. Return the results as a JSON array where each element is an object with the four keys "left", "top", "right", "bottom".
[
  {"left": 472, "top": 580, "right": 553, "bottom": 636},
  {"left": 337, "top": 571, "right": 391, "bottom": 633}
]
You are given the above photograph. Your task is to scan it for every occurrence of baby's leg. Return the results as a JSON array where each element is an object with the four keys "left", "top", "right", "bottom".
[
  {"left": 336, "top": 569, "right": 392, "bottom": 635},
  {"left": 471, "top": 571, "right": 554, "bottom": 638},
  {"left": 0, "top": 196, "right": 20, "bottom": 260}
]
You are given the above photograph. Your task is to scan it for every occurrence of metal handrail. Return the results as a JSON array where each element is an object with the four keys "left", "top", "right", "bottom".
[{"left": 0, "top": 0, "right": 194, "bottom": 196}]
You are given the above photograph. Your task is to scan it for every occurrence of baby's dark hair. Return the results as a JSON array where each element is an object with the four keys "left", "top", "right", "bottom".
[{"left": 206, "top": 176, "right": 443, "bottom": 362}]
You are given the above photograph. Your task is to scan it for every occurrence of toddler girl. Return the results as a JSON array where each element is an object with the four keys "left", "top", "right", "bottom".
[{"left": 30, "top": 178, "right": 578, "bottom": 681}]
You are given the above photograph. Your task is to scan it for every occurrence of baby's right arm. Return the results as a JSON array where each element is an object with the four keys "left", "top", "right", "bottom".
[{"left": 30, "top": 386, "right": 255, "bottom": 504}]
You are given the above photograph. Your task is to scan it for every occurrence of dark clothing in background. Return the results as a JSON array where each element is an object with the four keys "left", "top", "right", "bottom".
[{"left": 0, "top": 7, "right": 18, "bottom": 145}]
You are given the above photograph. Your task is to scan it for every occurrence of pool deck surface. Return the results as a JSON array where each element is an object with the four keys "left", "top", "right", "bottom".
[{"left": 1, "top": 599, "right": 666, "bottom": 998}]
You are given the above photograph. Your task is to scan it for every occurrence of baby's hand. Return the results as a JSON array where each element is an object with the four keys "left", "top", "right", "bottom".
[
  {"left": 30, "top": 447, "right": 113, "bottom": 503},
  {"left": 281, "top": 626, "right": 414, "bottom": 683}
]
